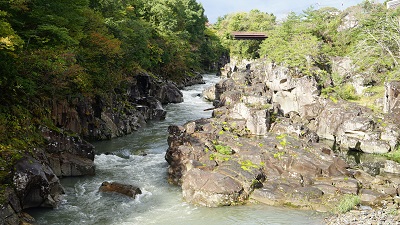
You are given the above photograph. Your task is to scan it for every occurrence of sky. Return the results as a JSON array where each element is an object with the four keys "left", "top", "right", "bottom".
[{"left": 196, "top": 0, "right": 385, "bottom": 23}]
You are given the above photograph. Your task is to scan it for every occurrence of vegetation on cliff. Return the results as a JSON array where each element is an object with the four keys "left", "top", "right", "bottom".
[{"left": 0, "top": 0, "right": 226, "bottom": 200}]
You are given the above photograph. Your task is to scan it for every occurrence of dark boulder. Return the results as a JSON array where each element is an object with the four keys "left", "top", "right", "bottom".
[
  {"left": 13, "top": 156, "right": 65, "bottom": 209},
  {"left": 42, "top": 127, "right": 95, "bottom": 177},
  {"left": 157, "top": 82, "right": 183, "bottom": 104},
  {"left": 175, "top": 72, "right": 205, "bottom": 89},
  {"left": 136, "top": 97, "right": 167, "bottom": 120},
  {"left": 0, "top": 187, "right": 23, "bottom": 225},
  {"left": 99, "top": 182, "right": 142, "bottom": 198}
]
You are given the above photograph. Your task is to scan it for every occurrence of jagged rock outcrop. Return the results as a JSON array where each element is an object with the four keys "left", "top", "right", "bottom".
[
  {"left": 1, "top": 187, "right": 25, "bottom": 225},
  {"left": 1, "top": 155, "right": 66, "bottom": 224},
  {"left": 166, "top": 121, "right": 265, "bottom": 207},
  {"left": 218, "top": 60, "right": 399, "bottom": 154},
  {"left": 261, "top": 63, "right": 320, "bottom": 115},
  {"left": 99, "top": 182, "right": 142, "bottom": 198},
  {"left": 384, "top": 81, "right": 400, "bottom": 114},
  {"left": 202, "top": 85, "right": 216, "bottom": 101},
  {"left": 165, "top": 59, "right": 400, "bottom": 210},
  {"left": 331, "top": 57, "right": 370, "bottom": 95},
  {"left": 309, "top": 99, "right": 399, "bottom": 154},
  {"left": 42, "top": 127, "right": 95, "bottom": 177},
  {"left": 51, "top": 73, "right": 184, "bottom": 141},
  {"left": 175, "top": 72, "right": 205, "bottom": 89},
  {"left": 166, "top": 116, "right": 396, "bottom": 210},
  {"left": 157, "top": 82, "right": 184, "bottom": 104}
]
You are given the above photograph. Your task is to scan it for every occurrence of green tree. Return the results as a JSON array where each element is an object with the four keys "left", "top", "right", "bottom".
[
  {"left": 259, "top": 12, "right": 321, "bottom": 74},
  {"left": 199, "top": 27, "right": 227, "bottom": 71},
  {"left": 5, "top": 0, "right": 89, "bottom": 49},
  {"left": 351, "top": 2, "right": 399, "bottom": 79},
  {"left": 214, "top": 10, "right": 276, "bottom": 59}
]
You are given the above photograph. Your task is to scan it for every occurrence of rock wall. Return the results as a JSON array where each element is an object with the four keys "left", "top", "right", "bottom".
[
  {"left": 1, "top": 72, "right": 201, "bottom": 224},
  {"left": 42, "top": 127, "right": 95, "bottom": 177},
  {"left": 166, "top": 59, "right": 400, "bottom": 210},
  {"left": 51, "top": 73, "right": 184, "bottom": 141},
  {"left": 2, "top": 156, "right": 65, "bottom": 225},
  {"left": 216, "top": 60, "right": 400, "bottom": 154},
  {"left": 166, "top": 115, "right": 400, "bottom": 210},
  {"left": 384, "top": 81, "right": 400, "bottom": 114}
]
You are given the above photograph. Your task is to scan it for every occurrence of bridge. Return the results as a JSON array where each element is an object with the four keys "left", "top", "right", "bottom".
[{"left": 231, "top": 32, "right": 267, "bottom": 40}]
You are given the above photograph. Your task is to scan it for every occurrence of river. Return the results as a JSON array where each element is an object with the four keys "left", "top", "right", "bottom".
[{"left": 28, "top": 74, "right": 325, "bottom": 225}]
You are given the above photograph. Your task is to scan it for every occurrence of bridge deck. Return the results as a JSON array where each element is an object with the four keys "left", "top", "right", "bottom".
[{"left": 232, "top": 32, "right": 267, "bottom": 40}]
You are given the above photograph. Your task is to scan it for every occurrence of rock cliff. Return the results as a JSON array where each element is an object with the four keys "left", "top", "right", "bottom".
[
  {"left": 166, "top": 59, "right": 400, "bottom": 211},
  {"left": 1, "top": 72, "right": 200, "bottom": 224}
]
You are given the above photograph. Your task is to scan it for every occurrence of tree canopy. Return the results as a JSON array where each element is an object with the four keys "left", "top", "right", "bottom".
[
  {"left": 213, "top": 10, "right": 276, "bottom": 59},
  {"left": 215, "top": 1, "right": 400, "bottom": 80},
  {"left": 0, "top": 0, "right": 226, "bottom": 184}
]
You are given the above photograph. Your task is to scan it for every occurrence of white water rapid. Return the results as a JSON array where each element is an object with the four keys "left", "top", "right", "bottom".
[{"left": 29, "top": 74, "right": 324, "bottom": 225}]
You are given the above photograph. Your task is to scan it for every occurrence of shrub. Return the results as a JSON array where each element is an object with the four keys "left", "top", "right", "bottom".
[
  {"left": 214, "top": 144, "right": 232, "bottom": 155},
  {"left": 338, "top": 84, "right": 359, "bottom": 101}
]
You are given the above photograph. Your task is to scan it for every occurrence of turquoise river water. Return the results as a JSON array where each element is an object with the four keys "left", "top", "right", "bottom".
[{"left": 28, "top": 74, "right": 325, "bottom": 225}]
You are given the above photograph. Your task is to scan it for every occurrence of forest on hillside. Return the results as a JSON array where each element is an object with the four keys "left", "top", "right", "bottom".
[
  {"left": 214, "top": 1, "right": 400, "bottom": 107},
  {"left": 0, "top": 0, "right": 227, "bottom": 193},
  {"left": 0, "top": 0, "right": 228, "bottom": 101}
]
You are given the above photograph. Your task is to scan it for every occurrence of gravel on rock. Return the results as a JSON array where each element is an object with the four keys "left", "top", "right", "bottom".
[{"left": 325, "top": 204, "right": 400, "bottom": 225}]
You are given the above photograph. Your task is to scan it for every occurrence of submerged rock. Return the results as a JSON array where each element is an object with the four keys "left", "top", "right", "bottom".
[{"left": 99, "top": 182, "right": 142, "bottom": 198}]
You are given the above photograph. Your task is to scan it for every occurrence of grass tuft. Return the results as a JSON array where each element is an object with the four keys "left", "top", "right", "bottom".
[
  {"left": 383, "top": 146, "right": 400, "bottom": 163},
  {"left": 335, "top": 194, "right": 360, "bottom": 214}
]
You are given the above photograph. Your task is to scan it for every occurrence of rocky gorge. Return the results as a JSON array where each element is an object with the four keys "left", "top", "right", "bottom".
[
  {"left": 165, "top": 59, "right": 400, "bottom": 222},
  {"left": 0, "top": 72, "right": 203, "bottom": 224}
]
